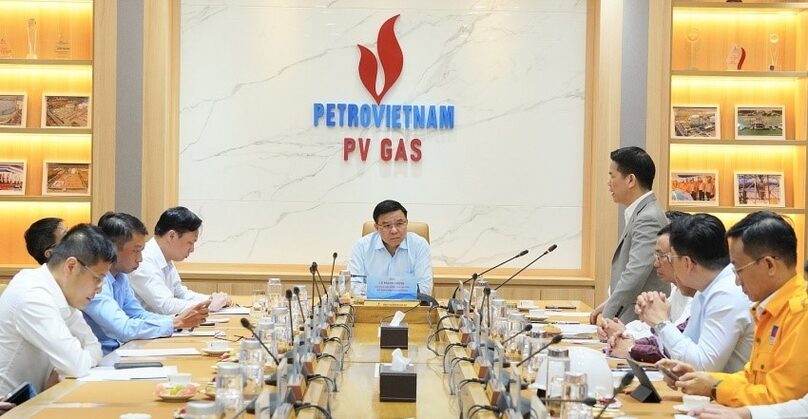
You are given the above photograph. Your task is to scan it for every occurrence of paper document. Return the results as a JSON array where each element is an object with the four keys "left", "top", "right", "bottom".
[
  {"left": 116, "top": 348, "right": 200, "bottom": 357},
  {"left": 555, "top": 324, "right": 598, "bottom": 337},
  {"left": 78, "top": 366, "right": 177, "bottom": 381},
  {"left": 213, "top": 306, "right": 250, "bottom": 315}
]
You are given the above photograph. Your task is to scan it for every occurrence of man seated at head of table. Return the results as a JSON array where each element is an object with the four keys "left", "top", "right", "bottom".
[
  {"left": 82, "top": 212, "right": 210, "bottom": 355},
  {"left": 130, "top": 206, "right": 231, "bottom": 315},
  {"left": 621, "top": 214, "right": 753, "bottom": 372},
  {"left": 603, "top": 218, "right": 697, "bottom": 363},
  {"left": 24, "top": 217, "right": 68, "bottom": 265},
  {"left": 0, "top": 224, "right": 114, "bottom": 396},
  {"left": 348, "top": 199, "right": 433, "bottom": 296},
  {"left": 659, "top": 211, "right": 808, "bottom": 407}
]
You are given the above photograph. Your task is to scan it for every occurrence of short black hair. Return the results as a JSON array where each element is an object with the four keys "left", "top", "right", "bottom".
[
  {"left": 610, "top": 146, "right": 656, "bottom": 190},
  {"left": 48, "top": 223, "right": 117, "bottom": 268},
  {"left": 373, "top": 200, "right": 408, "bottom": 223},
  {"left": 658, "top": 211, "right": 689, "bottom": 236},
  {"left": 98, "top": 212, "right": 149, "bottom": 249},
  {"left": 726, "top": 211, "right": 797, "bottom": 268},
  {"left": 154, "top": 206, "right": 202, "bottom": 237},
  {"left": 24, "top": 217, "right": 64, "bottom": 264},
  {"left": 669, "top": 213, "right": 729, "bottom": 271}
]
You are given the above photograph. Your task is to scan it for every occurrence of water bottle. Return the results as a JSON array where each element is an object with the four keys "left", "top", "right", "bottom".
[
  {"left": 216, "top": 362, "right": 243, "bottom": 416},
  {"left": 266, "top": 278, "right": 282, "bottom": 308},
  {"left": 561, "top": 371, "right": 592, "bottom": 419},
  {"left": 184, "top": 401, "right": 219, "bottom": 419},
  {"left": 255, "top": 318, "right": 276, "bottom": 359},
  {"left": 545, "top": 347, "right": 570, "bottom": 417},
  {"left": 337, "top": 269, "right": 348, "bottom": 295},
  {"left": 240, "top": 339, "right": 265, "bottom": 400}
]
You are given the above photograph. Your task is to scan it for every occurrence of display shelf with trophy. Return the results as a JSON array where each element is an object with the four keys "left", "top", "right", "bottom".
[
  {"left": 653, "top": 0, "right": 808, "bottom": 264},
  {"left": 0, "top": 0, "right": 112, "bottom": 269}
]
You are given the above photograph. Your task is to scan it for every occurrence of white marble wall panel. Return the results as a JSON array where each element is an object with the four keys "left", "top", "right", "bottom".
[{"left": 179, "top": 0, "right": 588, "bottom": 268}]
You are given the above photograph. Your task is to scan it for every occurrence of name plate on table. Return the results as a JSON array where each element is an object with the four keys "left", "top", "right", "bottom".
[{"left": 367, "top": 275, "right": 417, "bottom": 300}]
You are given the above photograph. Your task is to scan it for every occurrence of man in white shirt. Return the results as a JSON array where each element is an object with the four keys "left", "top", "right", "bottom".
[
  {"left": 130, "top": 207, "right": 230, "bottom": 315},
  {"left": 348, "top": 200, "right": 433, "bottom": 296},
  {"left": 0, "top": 224, "right": 114, "bottom": 395},
  {"left": 635, "top": 214, "right": 753, "bottom": 373}
]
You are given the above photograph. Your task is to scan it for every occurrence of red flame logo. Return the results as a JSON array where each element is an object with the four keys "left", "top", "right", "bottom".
[{"left": 357, "top": 15, "right": 403, "bottom": 105}]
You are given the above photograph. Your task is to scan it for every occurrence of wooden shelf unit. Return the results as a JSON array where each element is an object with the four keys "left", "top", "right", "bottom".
[{"left": 658, "top": 0, "right": 808, "bottom": 265}]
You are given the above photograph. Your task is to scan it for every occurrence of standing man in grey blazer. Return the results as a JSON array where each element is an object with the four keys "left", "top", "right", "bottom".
[{"left": 590, "top": 146, "right": 669, "bottom": 324}]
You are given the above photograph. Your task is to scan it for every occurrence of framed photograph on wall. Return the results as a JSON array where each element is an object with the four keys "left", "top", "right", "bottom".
[
  {"left": 734, "top": 172, "right": 785, "bottom": 207},
  {"left": 671, "top": 105, "right": 721, "bottom": 139},
  {"left": 0, "top": 161, "right": 26, "bottom": 195},
  {"left": 42, "top": 161, "right": 90, "bottom": 196},
  {"left": 735, "top": 105, "right": 785, "bottom": 140},
  {"left": 0, "top": 93, "right": 27, "bottom": 128},
  {"left": 41, "top": 94, "right": 91, "bottom": 128},
  {"left": 670, "top": 171, "right": 719, "bottom": 206}
]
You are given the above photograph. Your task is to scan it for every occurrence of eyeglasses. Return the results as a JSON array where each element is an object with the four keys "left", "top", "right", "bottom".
[
  {"left": 377, "top": 220, "right": 408, "bottom": 231},
  {"left": 731, "top": 255, "right": 778, "bottom": 275},
  {"left": 76, "top": 258, "right": 106, "bottom": 283},
  {"left": 214, "top": 334, "right": 247, "bottom": 343},
  {"left": 654, "top": 251, "right": 670, "bottom": 263},
  {"left": 664, "top": 252, "right": 687, "bottom": 265}
]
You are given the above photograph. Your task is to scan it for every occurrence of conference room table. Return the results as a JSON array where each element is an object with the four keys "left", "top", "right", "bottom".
[{"left": 6, "top": 299, "right": 688, "bottom": 418}]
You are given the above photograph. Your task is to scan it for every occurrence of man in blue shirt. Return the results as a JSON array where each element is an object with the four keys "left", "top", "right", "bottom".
[
  {"left": 83, "top": 212, "right": 209, "bottom": 354},
  {"left": 348, "top": 200, "right": 433, "bottom": 296}
]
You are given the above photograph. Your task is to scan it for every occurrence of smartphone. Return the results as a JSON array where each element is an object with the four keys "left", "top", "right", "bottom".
[
  {"left": 3, "top": 382, "right": 35, "bottom": 405},
  {"left": 658, "top": 365, "right": 679, "bottom": 381},
  {"left": 113, "top": 361, "right": 164, "bottom": 369}
]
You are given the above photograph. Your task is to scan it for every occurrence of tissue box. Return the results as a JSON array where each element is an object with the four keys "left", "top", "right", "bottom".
[
  {"left": 379, "top": 364, "right": 417, "bottom": 402},
  {"left": 380, "top": 322, "right": 409, "bottom": 349}
]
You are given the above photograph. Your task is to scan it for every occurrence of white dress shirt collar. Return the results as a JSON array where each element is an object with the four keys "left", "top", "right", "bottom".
[
  {"left": 145, "top": 237, "right": 170, "bottom": 271},
  {"left": 624, "top": 190, "right": 654, "bottom": 225}
]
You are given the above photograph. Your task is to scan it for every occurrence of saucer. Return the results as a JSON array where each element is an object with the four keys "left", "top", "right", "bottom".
[{"left": 200, "top": 347, "right": 229, "bottom": 356}]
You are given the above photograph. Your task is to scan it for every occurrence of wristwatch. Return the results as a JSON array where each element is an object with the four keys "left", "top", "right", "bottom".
[
  {"left": 654, "top": 320, "right": 671, "bottom": 332},
  {"left": 711, "top": 380, "right": 723, "bottom": 400}
]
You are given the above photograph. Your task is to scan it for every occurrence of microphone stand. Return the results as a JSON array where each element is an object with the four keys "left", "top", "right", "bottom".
[
  {"left": 495, "top": 245, "right": 557, "bottom": 291},
  {"left": 448, "top": 250, "right": 528, "bottom": 313}
]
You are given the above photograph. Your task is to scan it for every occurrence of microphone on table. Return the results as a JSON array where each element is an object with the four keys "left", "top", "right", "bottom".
[
  {"left": 309, "top": 262, "right": 320, "bottom": 316},
  {"left": 328, "top": 252, "right": 338, "bottom": 291},
  {"left": 539, "top": 396, "right": 598, "bottom": 406},
  {"left": 416, "top": 284, "right": 439, "bottom": 307},
  {"left": 379, "top": 302, "right": 421, "bottom": 324},
  {"left": 516, "top": 335, "right": 563, "bottom": 367},
  {"left": 313, "top": 260, "right": 330, "bottom": 298},
  {"left": 500, "top": 324, "right": 533, "bottom": 347},
  {"left": 240, "top": 318, "right": 281, "bottom": 366},
  {"left": 240, "top": 317, "right": 284, "bottom": 388},
  {"left": 495, "top": 244, "right": 557, "bottom": 291},
  {"left": 448, "top": 249, "right": 529, "bottom": 313},
  {"left": 285, "top": 289, "right": 294, "bottom": 344},
  {"left": 593, "top": 372, "right": 635, "bottom": 419},
  {"left": 293, "top": 287, "right": 306, "bottom": 330}
]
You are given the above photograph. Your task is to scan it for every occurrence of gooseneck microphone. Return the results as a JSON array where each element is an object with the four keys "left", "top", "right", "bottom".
[
  {"left": 516, "top": 334, "right": 563, "bottom": 367},
  {"left": 500, "top": 324, "right": 532, "bottom": 346},
  {"left": 293, "top": 287, "right": 306, "bottom": 327},
  {"left": 379, "top": 302, "right": 420, "bottom": 324},
  {"left": 539, "top": 396, "right": 597, "bottom": 407},
  {"left": 240, "top": 318, "right": 281, "bottom": 365},
  {"left": 312, "top": 261, "right": 329, "bottom": 298},
  {"left": 328, "top": 252, "right": 337, "bottom": 287},
  {"left": 495, "top": 244, "right": 557, "bottom": 291},
  {"left": 309, "top": 262, "right": 320, "bottom": 316},
  {"left": 448, "top": 250, "right": 529, "bottom": 312},
  {"left": 594, "top": 372, "right": 635, "bottom": 419},
  {"left": 285, "top": 289, "right": 294, "bottom": 344}
]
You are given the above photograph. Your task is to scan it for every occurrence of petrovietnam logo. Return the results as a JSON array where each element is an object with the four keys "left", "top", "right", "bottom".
[
  {"left": 312, "top": 14, "right": 456, "bottom": 162},
  {"left": 357, "top": 15, "right": 403, "bottom": 105}
]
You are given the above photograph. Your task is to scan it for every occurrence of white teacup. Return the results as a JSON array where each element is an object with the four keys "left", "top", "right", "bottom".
[
  {"left": 168, "top": 372, "right": 192, "bottom": 386},
  {"left": 205, "top": 340, "right": 228, "bottom": 351},
  {"left": 682, "top": 394, "right": 710, "bottom": 409}
]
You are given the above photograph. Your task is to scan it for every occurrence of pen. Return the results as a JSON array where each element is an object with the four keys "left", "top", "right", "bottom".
[
  {"left": 545, "top": 305, "right": 576, "bottom": 310},
  {"left": 614, "top": 305, "right": 625, "bottom": 319}
]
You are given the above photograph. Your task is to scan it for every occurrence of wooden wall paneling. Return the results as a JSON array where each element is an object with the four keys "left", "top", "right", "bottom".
[{"left": 92, "top": 0, "right": 117, "bottom": 221}]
